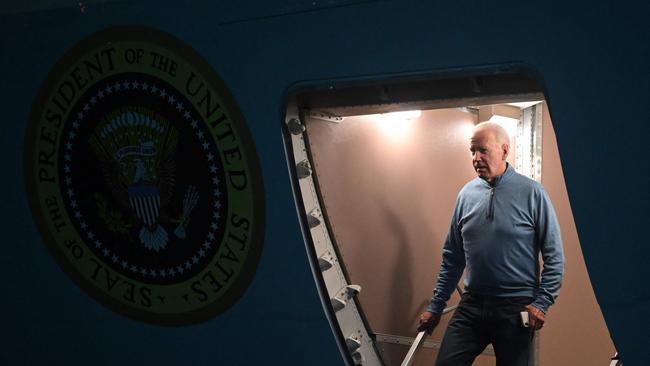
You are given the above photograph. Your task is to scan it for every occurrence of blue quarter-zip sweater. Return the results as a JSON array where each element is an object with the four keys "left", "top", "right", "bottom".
[{"left": 428, "top": 164, "right": 564, "bottom": 314}]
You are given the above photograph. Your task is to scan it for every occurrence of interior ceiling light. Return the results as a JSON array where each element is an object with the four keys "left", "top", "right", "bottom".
[
  {"left": 370, "top": 110, "right": 421, "bottom": 142},
  {"left": 505, "top": 101, "right": 542, "bottom": 109},
  {"left": 382, "top": 110, "right": 421, "bottom": 120}
]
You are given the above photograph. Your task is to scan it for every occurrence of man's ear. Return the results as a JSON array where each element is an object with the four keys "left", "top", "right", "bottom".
[{"left": 502, "top": 144, "right": 509, "bottom": 160}]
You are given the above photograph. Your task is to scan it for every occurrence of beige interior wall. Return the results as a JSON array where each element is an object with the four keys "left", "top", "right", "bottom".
[{"left": 305, "top": 104, "right": 614, "bottom": 365}]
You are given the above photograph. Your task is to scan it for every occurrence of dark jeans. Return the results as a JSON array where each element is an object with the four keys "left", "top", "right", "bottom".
[{"left": 435, "top": 292, "right": 535, "bottom": 366}]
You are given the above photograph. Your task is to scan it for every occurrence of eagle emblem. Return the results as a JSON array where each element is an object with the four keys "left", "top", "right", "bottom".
[{"left": 89, "top": 107, "right": 198, "bottom": 251}]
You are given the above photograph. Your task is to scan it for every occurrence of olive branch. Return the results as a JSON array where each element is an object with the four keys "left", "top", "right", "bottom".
[{"left": 95, "top": 193, "right": 133, "bottom": 236}]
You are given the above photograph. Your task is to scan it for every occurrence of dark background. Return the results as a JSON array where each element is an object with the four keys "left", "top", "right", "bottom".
[{"left": 1, "top": 1, "right": 648, "bottom": 365}]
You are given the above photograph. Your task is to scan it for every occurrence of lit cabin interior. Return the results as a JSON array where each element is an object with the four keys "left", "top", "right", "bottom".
[{"left": 291, "top": 97, "right": 616, "bottom": 365}]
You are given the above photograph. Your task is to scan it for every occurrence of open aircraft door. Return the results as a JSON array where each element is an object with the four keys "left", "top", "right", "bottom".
[{"left": 283, "top": 67, "right": 616, "bottom": 365}]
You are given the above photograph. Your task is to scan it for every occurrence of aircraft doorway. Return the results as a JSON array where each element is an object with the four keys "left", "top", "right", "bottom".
[{"left": 284, "top": 70, "right": 615, "bottom": 366}]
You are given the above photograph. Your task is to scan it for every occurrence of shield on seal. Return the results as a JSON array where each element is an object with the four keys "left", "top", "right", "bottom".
[
  {"left": 128, "top": 184, "right": 168, "bottom": 251},
  {"left": 128, "top": 185, "right": 161, "bottom": 227}
]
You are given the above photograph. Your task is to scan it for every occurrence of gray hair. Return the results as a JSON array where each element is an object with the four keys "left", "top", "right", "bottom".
[{"left": 473, "top": 121, "right": 510, "bottom": 145}]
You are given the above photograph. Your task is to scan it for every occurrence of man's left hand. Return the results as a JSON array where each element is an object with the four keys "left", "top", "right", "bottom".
[{"left": 525, "top": 304, "right": 546, "bottom": 330}]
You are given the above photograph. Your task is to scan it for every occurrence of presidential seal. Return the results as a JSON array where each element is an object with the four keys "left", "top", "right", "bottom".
[{"left": 24, "top": 27, "right": 265, "bottom": 325}]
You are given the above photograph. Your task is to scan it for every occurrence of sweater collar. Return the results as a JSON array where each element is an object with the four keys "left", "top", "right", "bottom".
[{"left": 482, "top": 163, "right": 514, "bottom": 187}]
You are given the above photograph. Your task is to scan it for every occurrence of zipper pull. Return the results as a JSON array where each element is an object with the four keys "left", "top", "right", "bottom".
[{"left": 489, "top": 188, "right": 495, "bottom": 219}]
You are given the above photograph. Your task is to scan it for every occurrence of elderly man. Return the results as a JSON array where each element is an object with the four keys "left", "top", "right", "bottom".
[{"left": 418, "top": 122, "right": 565, "bottom": 366}]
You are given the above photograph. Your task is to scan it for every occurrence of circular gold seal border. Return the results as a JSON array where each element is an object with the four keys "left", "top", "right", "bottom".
[{"left": 24, "top": 26, "right": 266, "bottom": 326}]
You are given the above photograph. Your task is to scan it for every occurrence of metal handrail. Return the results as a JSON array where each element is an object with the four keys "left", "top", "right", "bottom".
[{"left": 609, "top": 352, "right": 622, "bottom": 366}]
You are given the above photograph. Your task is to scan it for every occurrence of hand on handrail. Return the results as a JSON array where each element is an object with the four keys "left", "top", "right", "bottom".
[
  {"left": 416, "top": 311, "right": 441, "bottom": 335},
  {"left": 418, "top": 286, "right": 463, "bottom": 334}
]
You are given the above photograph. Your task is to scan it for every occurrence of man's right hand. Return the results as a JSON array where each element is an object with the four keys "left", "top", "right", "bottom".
[{"left": 417, "top": 311, "right": 441, "bottom": 334}]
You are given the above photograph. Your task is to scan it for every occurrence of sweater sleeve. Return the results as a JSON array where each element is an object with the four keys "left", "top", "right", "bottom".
[
  {"left": 531, "top": 187, "right": 565, "bottom": 313},
  {"left": 428, "top": 199, "right": 466, "bottom": 314}
]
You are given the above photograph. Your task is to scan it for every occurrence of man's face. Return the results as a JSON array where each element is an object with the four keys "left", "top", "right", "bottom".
[{"left": 470, "top": 129, "right": 508, "bottom": 182}]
